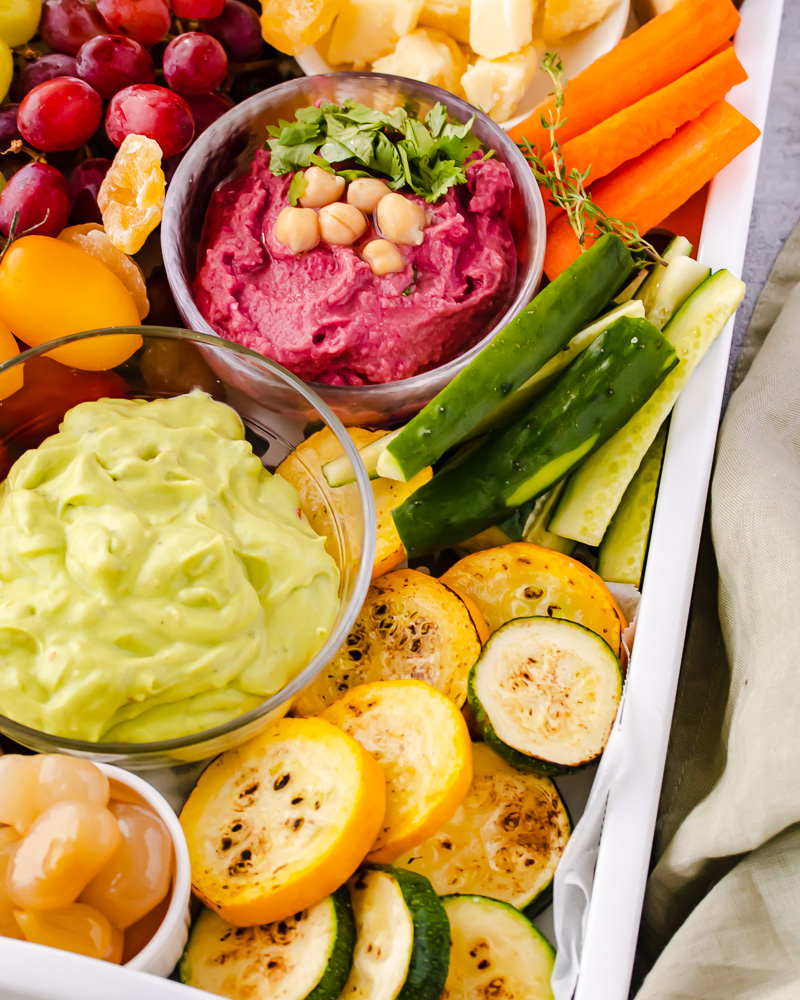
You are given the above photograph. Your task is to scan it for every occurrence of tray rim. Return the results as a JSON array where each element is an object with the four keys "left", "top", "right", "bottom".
[{"left": 574, "top": 1, "right": 786, "bottom": 996}]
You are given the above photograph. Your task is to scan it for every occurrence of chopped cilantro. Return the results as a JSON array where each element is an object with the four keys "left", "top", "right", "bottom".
[
  {"left": 402, "top": 265, "right": 420, "bottom": 297},
  {"left": 266, "top": 100, "right": 490, "bottom": 204},
  {"left": 287, "top": 171, "right": 308, "bottom": 206}
]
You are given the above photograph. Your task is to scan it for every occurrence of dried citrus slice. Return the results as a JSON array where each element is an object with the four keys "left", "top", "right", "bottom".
[
  {"left": 98, "top": 134, "right": 165, "bottom": 255},
  {"left": 58, "top": 224, "right": 150, "bottom": 320},
  {"left": 260, "top": 0, "right": 342, "bottom": 55}
]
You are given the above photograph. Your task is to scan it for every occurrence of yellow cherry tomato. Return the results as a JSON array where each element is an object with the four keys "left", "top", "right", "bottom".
[
  {"left": 0, "top": 39, "right": 12, "bottom": 103},
  {"left": 0, "top": 236, "right": 142, "bottom": 370},
  {"left": 0, "top": 0, "right": 41, "bottom": 48},
  {"left": 0, "top": 316, "right": 22, "bottom": 400}
]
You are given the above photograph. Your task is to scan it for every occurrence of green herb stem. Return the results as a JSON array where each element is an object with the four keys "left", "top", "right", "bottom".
[{"left": 521, "top": 53, "right": 666, "bottom": 269}]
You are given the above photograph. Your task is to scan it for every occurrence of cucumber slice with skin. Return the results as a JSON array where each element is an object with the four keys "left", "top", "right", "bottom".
[
  {"left": 322, "top": 429, "right": 401, "bottom": 487},
  {"left": 342, "top": 866, "right": 449, "bottom": 1000},
  {"left": 467, "top": 298, "right": 647, "bottom": 440},
  {"left": 441, "top": 895, "right": 555, "bottom": 1000},
  {"left": 394, "top": 743, "right": 570, "bottom": 912},
  {"left": 178, "top": 888, "right": 356, "bottom": 1000},
  {"left": 376, "top": 234, "right": 635, "bottom": 483},
  {"left": 468, "top": 616, "right": 623, "bottom": 775},
  {"left": 635, "top": 234, "right": 693, "bottom": 315},
  {"left": 550, "top": 268, "right": 746, "bottom": 545},
  {"left": 392, "top": 317, "right": 678, "bottom": 557},
  {"left": 597, "top": 423, "right": 667, "bottom": 587},
  {"left": 645, "top": 256, "right": 711, "bottom": 330}
]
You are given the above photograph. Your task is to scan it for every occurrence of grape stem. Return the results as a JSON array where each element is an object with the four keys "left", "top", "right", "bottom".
[{"left": 0, "top": 140, "right": 47, "bottom": 164}]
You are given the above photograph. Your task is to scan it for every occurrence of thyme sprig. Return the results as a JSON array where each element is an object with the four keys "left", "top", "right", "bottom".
[{"left": 522, "top": 53, "right": 666, "bottom": 269}]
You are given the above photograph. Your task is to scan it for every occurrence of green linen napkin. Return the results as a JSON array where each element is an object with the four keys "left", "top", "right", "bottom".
[{"left": 634, "top": 218, "right": 800, "bottom": 997}]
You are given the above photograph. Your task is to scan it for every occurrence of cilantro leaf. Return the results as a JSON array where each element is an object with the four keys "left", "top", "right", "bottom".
[
  {"left": 265, "top": 100, "right": 491, "bottom": 202},
  {"left": 287, "top": 171, "right": 308, "bottom": 206}
]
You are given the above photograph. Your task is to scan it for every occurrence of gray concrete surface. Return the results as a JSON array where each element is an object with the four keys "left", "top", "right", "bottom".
[{"left": 728, "top": 0, "right": 800, "bottom": 399}]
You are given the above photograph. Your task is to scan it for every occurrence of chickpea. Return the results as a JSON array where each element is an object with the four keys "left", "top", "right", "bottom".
[
  {"left": 376, "top": 193, "right": 427, "bottom": 246},
  {"left": 362, "top": 239, "right": 404, "bottom": 276},
  {"left": 318, "top": 203, "right": 367, "bottom": 246},
  {"left": 347, "top": 178, "right": 391, "bottom": 214},
  {"left": 274, "top": 206, "right": 320, "bottom": 254},
  {"left": 299, "top": 166, "right": 346, "bottom": 209}
]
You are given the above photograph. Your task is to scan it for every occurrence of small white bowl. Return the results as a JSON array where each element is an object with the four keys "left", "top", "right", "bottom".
[
  {"left": 98, "top": 764, "right": 192, "bottom": 978},
  {"left": 295, "top": 0, "right": 631, "bottom": 131}
]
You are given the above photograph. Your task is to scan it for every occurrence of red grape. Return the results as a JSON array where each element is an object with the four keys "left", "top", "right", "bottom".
[
  {"left": 76, "top": 34, "right": 155, "bottom": 99},
  {"left": 0, "top": 163, "right": 72, "bottom": 237},
  {"left": 183, "top": 91, "right": 233, "bottom": 136},
  {"left": 96, "top": 0, "right": 171, "bottom": 47},
  {"left": 11, "top": 54, "right": 79, "bottom": 102},
  {"left": 18, "top": 77, "right": 103, "bottom": 153},
  {"left": 162, "top": 33, "right": 228, "bottom": 96},
  {"left": 172, "top": 0, "right": 224, "bottom": 17},
  {"left": 105, "top": 84, "right": 195, "bottom": 158},
  {"left": 199, "top": 0, "right": 262, "bottom": 62},
  {"left": 69, "top": 157, "right": 112, "bottom": 224},
  {"left": 38, "top": 0, "right": 109, "bottom": 56},
  {"left": 0, "top": 105, "right": 21, "bottom": 155}
]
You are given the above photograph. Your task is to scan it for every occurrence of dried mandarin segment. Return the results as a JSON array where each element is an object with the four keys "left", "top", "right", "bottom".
[
  {"left": 8, "top": 801, "right": 121, "bottom": 910},
  {"left": 81, "top": 802, "right": 173, "bottom": 929},
  {"left": 14, "top": 903, "right": 123, "bottom": 963},
  {"left": 260, "top": 0, "right": 342, "bottom": 55},
  {"left": 98, "top": 134, "right": 165, "bottom": 255},
  {"left": 58, "top": 225, "right": 150, "bottom": 320}
]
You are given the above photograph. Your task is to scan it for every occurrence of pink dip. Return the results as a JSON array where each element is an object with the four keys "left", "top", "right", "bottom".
[{"left": 194, "top": 150, "right": 518, "bottom": 385}]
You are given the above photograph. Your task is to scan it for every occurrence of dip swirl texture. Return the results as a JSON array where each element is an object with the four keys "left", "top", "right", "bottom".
[
  {"left": 195, "top": 152, "right": 518, "bottom": 386},
  {"left": 0, "top": 391, "right": 340, "bottom": 743}
]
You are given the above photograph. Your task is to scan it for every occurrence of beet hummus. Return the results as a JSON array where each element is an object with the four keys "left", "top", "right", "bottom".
[{"left": 194, "top": 150, "right": 518, "bottom": 385}]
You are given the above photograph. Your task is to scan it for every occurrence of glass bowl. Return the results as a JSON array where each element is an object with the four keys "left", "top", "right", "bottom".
[
  {"left": 0, "top": 328, "right": 376, "bottom": 769},
  {"left": 161, "top": 72, "right": 546, "bottom": 427}
]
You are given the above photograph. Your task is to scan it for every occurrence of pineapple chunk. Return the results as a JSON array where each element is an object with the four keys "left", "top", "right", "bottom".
[
  {"left": 419, "top": 0, "right": 470, "bottom": 44},
  {"left": 328, "top": 0, "right": 423, "bottom": 67},
  {"left": 461, "top": 44, "right": 539, "bottom": 122},
  {"left": 373, "top": 28, "right": 468, "bottom": 95},
  {"left": 469, "top": 0, "right": 535, "bottom": 60},
  {"left": 542, "top": 0, "right": 618, "bottom": 40}
]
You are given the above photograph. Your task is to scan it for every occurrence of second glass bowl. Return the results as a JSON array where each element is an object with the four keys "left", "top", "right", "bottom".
[
  {"left": 0, "top": 328, "right": 376, "bottom": 768},
  {"left": 161, "top": 72, "right": 546, "bottom": 427}
]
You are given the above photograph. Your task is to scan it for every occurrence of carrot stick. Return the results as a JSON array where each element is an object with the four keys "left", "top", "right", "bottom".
[
  {"left": 543, "top": 100, "right": 761, "bottom": 280},
  {"left": 510, "top": 0, "right": 741, "bottom": 152},
  {"left": 541, "top": 46, "right": 748, "bottom": 225}
]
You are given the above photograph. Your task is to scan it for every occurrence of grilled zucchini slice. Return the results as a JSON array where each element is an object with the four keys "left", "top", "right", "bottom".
[
  {"left": 440, "top": 542, "right": 626, "bottom": 656},
  {"left": 441, "top": 895, "right": 554, "bottom": 1000},
  {"left": 469, "top": 617, "right": 622, "bottom": 774},
  {"left": 179, "top": 717, "right": 386, "bottom": 927},
  {"left": 320, "top": 680, "right": 473, "bottom": 863},
  {"left": 179, "top": 887, "right": 355, "bottom": 1000},
  {"left": 294, "top": 569, "right": 483, "bottom": 716},
  {"left": 394, "top": 743, "right": 569, "bottom": 914},
  {"left": 342, "top": 866, "right": 450, "bottom": 1000}
]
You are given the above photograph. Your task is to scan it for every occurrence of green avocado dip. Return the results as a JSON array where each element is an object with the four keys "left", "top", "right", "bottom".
[{"left": 0, "top": 390, "right": 340, "bottom": 743}]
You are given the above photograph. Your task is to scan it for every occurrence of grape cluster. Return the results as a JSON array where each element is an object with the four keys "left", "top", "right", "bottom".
[{"left": 0, "top": 0, "right": 295, "bottom": 238}]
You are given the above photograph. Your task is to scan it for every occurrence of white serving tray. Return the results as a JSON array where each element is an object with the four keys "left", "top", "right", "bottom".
[
  {"left": 0, "top": 2, "right": 784, "bottom": 997},
  {"left": 574, "top": 1, "right": 784, "bottom": 996}
]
